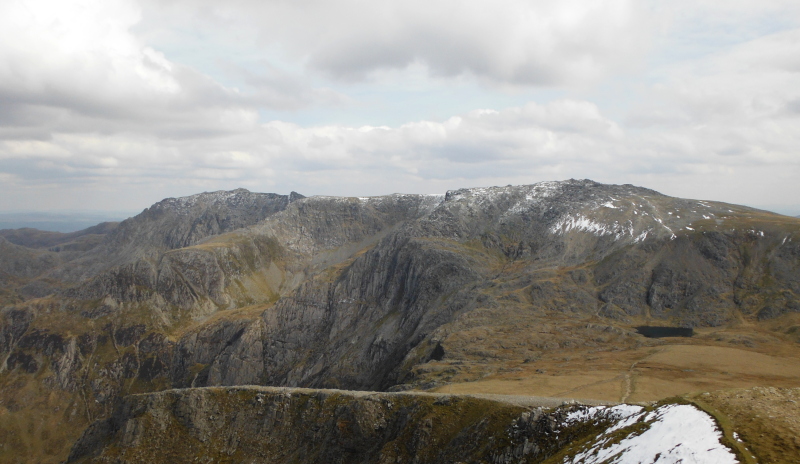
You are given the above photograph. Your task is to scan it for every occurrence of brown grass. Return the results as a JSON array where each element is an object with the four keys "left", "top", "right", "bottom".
[
  {"left": 0, "top": 372, "right": 88, "bottom": 464},
  {"left": 691, "top": 387, "right": 800, "bottom": 464},
  {"left": 431, "top": 342, "right": 800, "bottom": 404}
]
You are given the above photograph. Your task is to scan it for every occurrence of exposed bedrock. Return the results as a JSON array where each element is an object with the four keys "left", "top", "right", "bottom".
[{"left": 65, "top": 387, "right": 613, "bottom": 464}]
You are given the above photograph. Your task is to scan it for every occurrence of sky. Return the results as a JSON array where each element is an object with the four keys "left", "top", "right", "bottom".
[{"left": 1, "top": 0, "right": 800, "bottom": 216}]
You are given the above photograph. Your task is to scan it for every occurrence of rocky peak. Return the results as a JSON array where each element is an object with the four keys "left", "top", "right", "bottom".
[
  {"left": 147, "top": 188, "right": 296, "bottom": 216},
  {"left": 47, "top": 189, "right": 304, "bottom": 282},
  {"left": 112, "top": 188, "right": 302, "bottom": 250}
]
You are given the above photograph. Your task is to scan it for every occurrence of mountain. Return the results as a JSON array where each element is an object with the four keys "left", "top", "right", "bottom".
[
  {"left": 0, "top": 189, "right": 304, "bottom": 301},
  {"left": 1, "top": 180, "right": 799, "bottom": 463}
]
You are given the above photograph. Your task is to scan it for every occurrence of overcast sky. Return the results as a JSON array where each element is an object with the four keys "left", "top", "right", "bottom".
[{"left": 1, "top": 0, "right": 800, "bottom": 215}]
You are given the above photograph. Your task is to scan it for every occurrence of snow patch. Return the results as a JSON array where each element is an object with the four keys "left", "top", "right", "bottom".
[
  {"left": 452, "top": 181, "right": 564, "bottom": 215},
  {"left": 550, "top": 215, "right": 635, "bottom": 240},
  {"left": 565, "top": 404, "right": 737, "bottom": 464},
  {"left": 155, "top": 189, "right": 268, "bottom": 215},
  {"left": 565, "top": 405, "right": 643, "bottom": 430}
]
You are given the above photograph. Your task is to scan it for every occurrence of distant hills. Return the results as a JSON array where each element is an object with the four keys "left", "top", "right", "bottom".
[{"left": 0, "top": 211, "right": 136, "bottom": 233}]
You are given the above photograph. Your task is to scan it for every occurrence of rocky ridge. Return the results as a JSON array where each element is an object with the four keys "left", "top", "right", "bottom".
[
  {"left": 1, "top": 179, "right": 799, "bottom": 463},
  {"left": 65, "top": 386, "right": 737, "bottom": 464}
]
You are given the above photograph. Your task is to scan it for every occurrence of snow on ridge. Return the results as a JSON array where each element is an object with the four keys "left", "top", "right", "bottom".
[
  {"left": 652, "top": 216, "right": 677, "bottom": 240},
  {"left": 633, "top": 230, "right": 650, "bottom": 242},
  {"left": 312, "top": 193, "right": 444, "bottom": 202},
  {"left": 448, "top": 180, "right": 564, "bottom": 204},
  {"left": 305, "top": 193, "right": 446, "bottom": 216},
  {"left": 565, "top": 404, "right": 738, "bottom": 464},
  {"left": 550, "top": 214, "right": 636, "bottom": 240},
  {"left": 155, "top": 188, "right": 260, "bottom": 214},
  {"left": 527, "top": 180, "right": 563, "bottom": 198},
  {"left": 502, "top": 182, "right": 566, "bottom": 215},
  {"left": 565, "top": 404, "right": 643, "bottom": 429}
]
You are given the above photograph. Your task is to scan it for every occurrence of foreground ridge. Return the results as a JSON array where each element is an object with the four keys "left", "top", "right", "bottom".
[{"left": 66, "top": 386, "right": 737, "bottom": 464}]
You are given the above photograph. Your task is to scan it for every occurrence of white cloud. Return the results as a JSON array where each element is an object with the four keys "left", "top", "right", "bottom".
[
  {"left": 139, "top": 0, "right": 653, "bottom": 87},
  {"left": 628, "top": 28, "right": 800, "bottom": 168},
  {"left": 0, "top": 0, "right": 346, "bottom": 144},
  {"left": 0, "top": 98, "right": 630, "bottom": 207},
  {"left": 0, "top": 0, "right": 176, "bottom": 106}
]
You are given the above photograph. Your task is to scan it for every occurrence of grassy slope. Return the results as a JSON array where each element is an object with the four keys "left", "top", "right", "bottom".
[{"left": 690, "top": 387, "right": 800, "bottom": 464}]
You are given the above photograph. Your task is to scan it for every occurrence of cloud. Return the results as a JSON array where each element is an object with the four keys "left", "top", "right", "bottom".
[
  {"left": 140, "top": 0, "right": 653, "bottom": 87},
  {"left": 1, "top": 0, "right": 800, "bottom": 214},
  {"left": 0, "top": 0, "right": 346, "bottom": 143},
  {"left": 0, "top": 98, "right": 629, "bottom": 204},
  {"left": 628, "top": 28, "right": 800, "bottom": 166}
]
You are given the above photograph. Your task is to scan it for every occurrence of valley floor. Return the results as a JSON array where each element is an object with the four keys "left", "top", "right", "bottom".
[{"left": 430, "top": 331, "right": 800, "bottom": 404}]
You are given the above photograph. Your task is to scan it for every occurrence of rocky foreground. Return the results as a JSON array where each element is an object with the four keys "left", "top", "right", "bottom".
[{"left": 66, "top": 386, "right": 740, "bottom": 464}]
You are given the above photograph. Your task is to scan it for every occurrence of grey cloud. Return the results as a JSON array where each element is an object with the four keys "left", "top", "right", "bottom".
[
  {"left": 226, "top": 62, "right": 350, "bottom": 110},
  {"left": 783, "top": 98, "right": 800, "bottom": 115},
  {"left": 0, "top": 0, "right": 347, "bottom": 149},
  {"left": 143, "top": 0, "right": 652, "bottom": 87}
]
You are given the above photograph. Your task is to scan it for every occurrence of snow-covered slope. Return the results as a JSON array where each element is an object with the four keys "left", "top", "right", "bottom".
[{"left": 564, "top": 403, "right": 738, "bottom": 464}]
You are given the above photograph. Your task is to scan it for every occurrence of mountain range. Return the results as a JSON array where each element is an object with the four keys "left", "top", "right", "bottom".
[{"left": 1, "top": 179, "right": 799, "bottom": 463}]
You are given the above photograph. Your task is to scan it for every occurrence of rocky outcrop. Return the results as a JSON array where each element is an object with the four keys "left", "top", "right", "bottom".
[
  {"left": 65, "top": 387, "right": 613, "bottom": 464},
  {"left": 66, "top": 386, "right": 740, "bottom": 464}
]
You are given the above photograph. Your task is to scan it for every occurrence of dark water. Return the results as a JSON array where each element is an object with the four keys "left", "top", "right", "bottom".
[{"left": 635, "top": 326, "right": 694, "bottom": 338}]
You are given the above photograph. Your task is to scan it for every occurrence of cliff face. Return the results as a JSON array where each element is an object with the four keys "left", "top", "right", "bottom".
[{"left": 1, "top": 180, "right": 799, "bottom": 463}]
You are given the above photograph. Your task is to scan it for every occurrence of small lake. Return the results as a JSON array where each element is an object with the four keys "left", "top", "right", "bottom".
[{"left": 635, "top": 326, "right": 694, "bottom": 338}]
